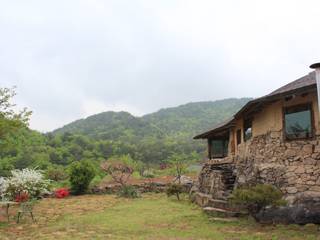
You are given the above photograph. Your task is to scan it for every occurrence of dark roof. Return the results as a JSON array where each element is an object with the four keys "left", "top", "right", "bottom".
[
  {"left": 193, "top": 117, "right": 235, "bottom": 139},
  {"left": 194, "top": 71, "right": 317, "bottom": 139},
  {"left": 267, "top": 71, "right": 316, "bottom": 96}
]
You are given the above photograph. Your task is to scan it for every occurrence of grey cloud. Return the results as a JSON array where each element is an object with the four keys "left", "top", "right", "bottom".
[{"left": 1, "top": 0, "right": 320, "bottom": 131}]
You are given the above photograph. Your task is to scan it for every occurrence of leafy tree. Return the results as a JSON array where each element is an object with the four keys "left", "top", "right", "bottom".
[
  {"left": 69, "top": 160, "right": 96, "bottom": 195},
  {"left": 0, "top": 157, "right": 14, "bottom": 177},
  {"left": 46, "top": 165, "right": 68, "bottom": 181},
  {"left": 167, "top": 153, "right": 192, "bottom": 184},
  {"left": 0, "top": 87, "right": 31, "bottom": 151}
]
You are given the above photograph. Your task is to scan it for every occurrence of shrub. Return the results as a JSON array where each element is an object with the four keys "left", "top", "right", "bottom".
[
  {"left": 230, "top": 184, "right": 287, "bottom": 219},
  {"left": 54, "top": 188, "right": 70, "bottom": 198},
  {"left": 166, "top": 183, "right": 184, "bottom": 201},
  {"left": 117, "top": 185, "right": 140, "bottom": 198},
  {"left": 46, "top": 166, "right": 68, "bottom": 182},
  {"left": 69, "top": 160, "right": 95, "bottom": 195},
  {"left": 1, "top": 168, "right": 50, "bottom": 201}
]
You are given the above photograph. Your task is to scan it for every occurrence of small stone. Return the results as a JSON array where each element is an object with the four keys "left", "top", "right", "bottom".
[
  {"left": 314, "top": 145, "right": 320, "bottom": 153},
  {"left": 303, "top": 158, "right": 317, "bottom": 165},
  {"left": 309, "top": 186, "right": 320, "bottom": 192},
  {"left": 295, "top": 167, "right": 305, "bottom": 174},
  {"left": 302, "top": 145, "right": 314, "bottom": 154},
  {"left": 285, "top": 149, "right": 297, "bottom": 158},
  {"left": 286, "top": 187, "right": 298, "bottom": 194},
  {"left": 306, "top": 180, "right": 316, "bottom": 185}
]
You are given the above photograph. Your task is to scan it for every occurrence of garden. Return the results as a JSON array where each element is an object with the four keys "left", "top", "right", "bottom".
[{"left": 0, "top": 161, "right": 319, "bottom": 240}]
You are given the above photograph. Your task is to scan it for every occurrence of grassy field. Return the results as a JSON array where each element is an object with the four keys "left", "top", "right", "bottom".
[{"left": 0, "top": 193, "right": 319, "bottom": 240}]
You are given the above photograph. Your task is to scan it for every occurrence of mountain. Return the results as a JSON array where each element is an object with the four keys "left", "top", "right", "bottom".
[
  {"left": 143, "top": 98, "right": 251, "bottom": 137},
  {"left": 53, "top": 98, "right": 251, "bottom": 141},
  {"left": 1, "top": 98, "right": 252, "bottom": 172}
]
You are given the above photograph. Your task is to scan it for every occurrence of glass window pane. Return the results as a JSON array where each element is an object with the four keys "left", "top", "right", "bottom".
[
  {"left": 285, "top": 108, "right": 312, "bottom": 139},
  {"left": 211, "top": 140, "right": 228, "bottom": 158}
]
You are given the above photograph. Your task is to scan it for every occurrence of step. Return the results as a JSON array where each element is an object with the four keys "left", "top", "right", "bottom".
[
  {"left": 208, "top": 199, "right": 229, "bottom": 209},
  {"left": 203, "top": 207, "right": 240, "bottom": 218}
]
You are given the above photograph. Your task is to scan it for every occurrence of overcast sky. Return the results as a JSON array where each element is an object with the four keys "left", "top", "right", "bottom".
[{"left": 1, "top": 0, "right": 320, "bottom": 132}]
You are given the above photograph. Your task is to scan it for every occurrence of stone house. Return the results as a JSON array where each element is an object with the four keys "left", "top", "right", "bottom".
[{"left": 193, "top": 70, "right": 320, "bottom": 208}]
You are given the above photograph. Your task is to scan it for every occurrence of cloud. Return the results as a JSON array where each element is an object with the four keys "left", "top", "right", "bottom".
[{"left": 1, "top": 0, "right": 320, "bottom": 132}]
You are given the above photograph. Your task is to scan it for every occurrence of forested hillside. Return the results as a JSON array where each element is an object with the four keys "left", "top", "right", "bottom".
[
  {"left": 0, "top": 89, "right": 250, "bottom": 176},
  {"left": 54, "top": 98, "right": 250, "bottom": 140}
]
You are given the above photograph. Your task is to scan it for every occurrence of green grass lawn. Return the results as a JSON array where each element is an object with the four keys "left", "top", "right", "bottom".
[{"left": 0, "top": 193, "right": 319, "bottom": 240}]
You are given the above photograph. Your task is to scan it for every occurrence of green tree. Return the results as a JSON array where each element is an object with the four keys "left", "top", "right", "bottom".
[
  {"left": 0, "top": 87, "right": 31, "bottom": 151},
  {"left": 69, "top": 160, "right": 96, "bottom": 195},
  {"left": 167, "top": 153, "right": 191, "bottom": 184}
]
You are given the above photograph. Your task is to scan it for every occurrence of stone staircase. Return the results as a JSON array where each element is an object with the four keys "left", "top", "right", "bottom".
[
  {"left": 194, "top": 192, "right": 242, "bottom": 217},
  {"left": 194, "top": 160, "right": 242, "bottom": 217}
]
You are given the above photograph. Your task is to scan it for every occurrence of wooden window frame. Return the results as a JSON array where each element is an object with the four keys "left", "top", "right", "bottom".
[
  {"left": 208, "top": 139, "right": 229, "bottom": 159},
  {"left": 243, "top": 118, "right": 253, "bottom": 142},
  {"left": 282, "top": 102, "right": 315, "bottom": 141}
]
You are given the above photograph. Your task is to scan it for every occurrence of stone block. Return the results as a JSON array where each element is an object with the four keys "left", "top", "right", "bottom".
[
  {"left": 303, "top": 158, "right": 317, "bottom": 165},
  {"left": 302, "top": 145, "right": 314, "bottom": 155},
  {"left": 295, "top": 166, "right": 305, "bottom": 174},
  {"left": 314, "top": 145, "right": 320, "bottom": 153},
  {"left": 306, "top": 181, "right": 316, "bottom": 186},
  {"left": 309, "top": 186, "right": 320, "bottom": 192},
  {"left": 286, "top": 187, "right": 298, "bottom": 194},
  {"left": 284, "top": 149, "right": 297, "bottom": 158}
]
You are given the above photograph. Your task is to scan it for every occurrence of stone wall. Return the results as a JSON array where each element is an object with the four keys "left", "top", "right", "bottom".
[
  {"left": 197, "top": 130, "right": 320, "bottom": 204},
  {"left": 198, "top": 161, "right": 236, "bottom": 200},
  {"left": 235, "top": 130, "right": 320, "bottom": 203}
]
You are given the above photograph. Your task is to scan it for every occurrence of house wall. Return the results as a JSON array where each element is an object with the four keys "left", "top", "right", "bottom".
[
  {"left": 233, "top": 91, "right": 319, "bottom": 156},
  {"left": 198, "top": 91, "right": 320, "bottom": 203},
  {"left": 231, "top": 91, "right": 320, "bottom": 203}
]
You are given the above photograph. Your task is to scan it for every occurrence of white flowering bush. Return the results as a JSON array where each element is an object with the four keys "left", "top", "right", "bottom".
[
  {"left": 1, "top": 168, "right": 50, "bottom": 201},
  {"left": 0, "top": 177, "right": 8, "bottom": 200}
]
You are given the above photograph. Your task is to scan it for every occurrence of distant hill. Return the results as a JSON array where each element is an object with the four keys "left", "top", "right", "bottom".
[{"left": 53, "top": 98, "right": 251, "bottom": 141}]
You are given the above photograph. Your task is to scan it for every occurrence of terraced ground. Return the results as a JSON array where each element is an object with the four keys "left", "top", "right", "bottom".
[{"left": 0, "top": 193, "right": 319, "bottom": 240}]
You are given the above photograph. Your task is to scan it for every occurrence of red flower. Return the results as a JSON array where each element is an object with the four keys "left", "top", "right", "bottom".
[
  {"left": 15, "top": 192, "right": 29, "bottom": 202},
  {"left": 55, "top": 188, "right": 70, "bottom": 198}
]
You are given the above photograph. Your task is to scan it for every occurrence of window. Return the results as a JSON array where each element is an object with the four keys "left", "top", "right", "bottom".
[
  {"left": 284, "top": 104, "right": 313, "bottom": 140},
  {"left": 210, "top": 140, "right": 228, "bottom": 158},
  {"left": 244, "top": 118, "right": 253, "bottom": 141},
  {"left": 236, "top": 129, "right": 241, "bottom": 145}
]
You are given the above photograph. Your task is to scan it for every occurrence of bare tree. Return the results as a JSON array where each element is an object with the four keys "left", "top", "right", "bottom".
[{"left": 101, "top": 161, "right": 133, "bottom": 186}]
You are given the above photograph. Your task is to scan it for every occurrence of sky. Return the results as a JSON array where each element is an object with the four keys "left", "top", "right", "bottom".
[{"left": 1, "top": 0, "right": 320, "bottom": 132}]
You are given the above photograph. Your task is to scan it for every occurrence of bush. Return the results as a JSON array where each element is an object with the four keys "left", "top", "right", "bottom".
[
  {"left": 0, "top": 168, "right": 50, "bottom": 201},
  {"left": 230, "top": 184, "right": 287, "bottom": 219},
  {"left": 117, "top": 185, "right": 140, "bottom": 198},
  {"left": 54, "top": 188, "right": 70, "bottom": 198},
  {"left": 46, "top": 165, "right": 68, "bottom": 182},
  {"left": 69, "top": 160, "right": 95, "bottom": 195},
  {"left": 166, "top": 183, "right": 184, "bottom": 201}
]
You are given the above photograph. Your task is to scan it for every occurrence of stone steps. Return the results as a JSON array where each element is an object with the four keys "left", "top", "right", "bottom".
[{"left": 208, "top": 198, "right": 229, "bottom": 209}]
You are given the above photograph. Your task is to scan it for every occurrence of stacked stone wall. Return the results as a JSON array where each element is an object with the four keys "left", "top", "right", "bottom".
[
  {"left": 235, "top": 131, "right": 320, "bottom": 203},
  {"left": 197, "top": 131, "right": 320, "bottom": 204}
]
